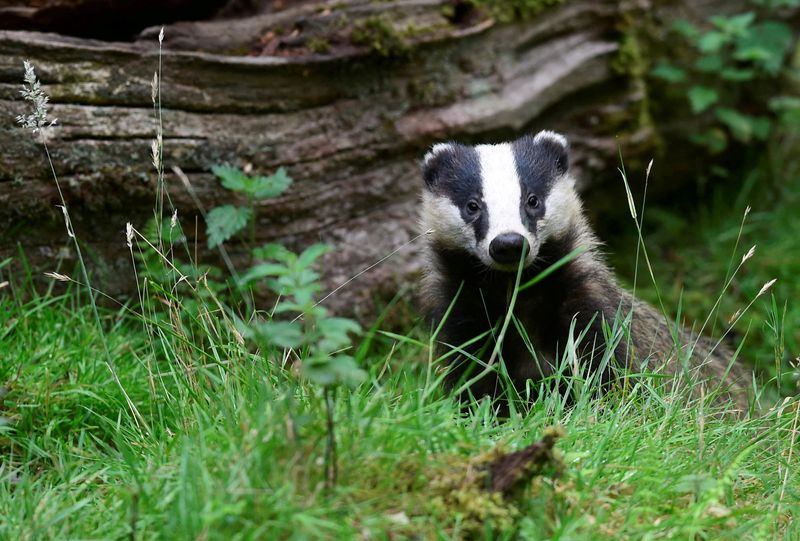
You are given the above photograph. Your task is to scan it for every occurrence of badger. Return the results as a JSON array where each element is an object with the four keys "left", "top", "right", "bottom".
[{"left": 419, "top": 130, "right": 750, "bottom": 410}]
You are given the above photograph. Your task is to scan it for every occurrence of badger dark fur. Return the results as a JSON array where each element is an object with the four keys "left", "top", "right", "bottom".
[{"left": 419, "top": 131, "right": 750, "bottom": 409}]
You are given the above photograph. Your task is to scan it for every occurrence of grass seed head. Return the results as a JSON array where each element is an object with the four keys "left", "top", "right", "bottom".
[
  {"left": 741, "top": 245, "right": 756, "bottom": 265},
  {"left": 757, "top": 278, "right": 777, "bottom": 297},
  {"left": 151, "top": 72, "right": 158, "bottom": 104},
  {"left": 16, "top": 60, "right": 57, "bottom": 134},
  {"left": 126, "top": 222, "right": 134, "bottom": 249},
  {"left": 150, "top": 136, "right": 162, "bottom": 171},
  {"left": 44, "top": 271, "right": 71, "bottom": 282}
]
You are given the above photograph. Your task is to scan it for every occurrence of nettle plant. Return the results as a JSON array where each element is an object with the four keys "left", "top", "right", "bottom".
[
  {"left": 652, "top": 2, "right": 799, "bottom": 153},
  {"left": 206, "top": 164, "right": 292, "bottom": 248},
  {"left": 208, "top": 165, "right": 366, "bottom": 488}
]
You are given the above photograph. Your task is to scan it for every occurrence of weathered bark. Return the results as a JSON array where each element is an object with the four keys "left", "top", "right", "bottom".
[{"left": 0, "top": 0, "right": 775, "bottom": 316}]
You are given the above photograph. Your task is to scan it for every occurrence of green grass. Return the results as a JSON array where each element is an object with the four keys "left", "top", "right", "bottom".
[
  {"left": 1, "top": 286, "right": 798, "bottom": 540},
  {"left": 5, "top": 33, "right": 799, "bottom": 540},
  {"left": 609, "top": 165, "right": 800, "bottom": 394}
]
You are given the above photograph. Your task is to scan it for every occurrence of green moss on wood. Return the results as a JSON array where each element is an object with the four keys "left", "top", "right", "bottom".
[
  {"left": 611, "top": 15, "right": 657, "bottom": 137},
  {"left": 351, "top": 15, "right": 410, "bottom": 57},
  {"left": 471, "top": 0, "right": 564, "bottom": 23}
]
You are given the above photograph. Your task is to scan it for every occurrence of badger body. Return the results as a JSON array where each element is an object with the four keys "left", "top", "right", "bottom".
[{"left": 419, "top": 131, "right": 749, "bottom": 408}]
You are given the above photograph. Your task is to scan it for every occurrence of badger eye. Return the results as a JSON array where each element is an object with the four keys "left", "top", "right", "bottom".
[
  {"left": 465, "top": 200, "right": 481, "bottom": 215},
  {"left": 527, "top": 194, "right": 540, "bottom": 209}
]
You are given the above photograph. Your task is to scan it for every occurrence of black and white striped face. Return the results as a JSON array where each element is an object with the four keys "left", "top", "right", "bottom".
[{"left": 421, "top": 130, "right": 580, "bottom": 271}]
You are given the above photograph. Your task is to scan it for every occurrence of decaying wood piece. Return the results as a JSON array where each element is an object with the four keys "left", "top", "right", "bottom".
[
  {"left": 488, "top": 427, "right": 564, "bottom": 494},
  {"left": 0, "top": 0, "right": 758, "bottom": 314}
]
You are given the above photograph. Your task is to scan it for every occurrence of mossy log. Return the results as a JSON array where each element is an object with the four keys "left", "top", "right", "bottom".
[{"left": 0, "top": 0, "right": 753, "bottom": 315}]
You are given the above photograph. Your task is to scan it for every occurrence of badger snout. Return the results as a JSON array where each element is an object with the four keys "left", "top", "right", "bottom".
[{"left": 489, "top": 232, "right": 528, "bottom": 265}]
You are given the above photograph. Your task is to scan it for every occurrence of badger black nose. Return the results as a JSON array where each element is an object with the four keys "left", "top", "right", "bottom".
[{"left": 489, "top": 233, "right": 527, "bottom": 264}]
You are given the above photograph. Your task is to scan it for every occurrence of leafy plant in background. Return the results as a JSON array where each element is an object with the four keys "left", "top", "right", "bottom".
[
  {"left": 206, "top": 165, "right": 292, "bottom": 248},
  {"left": 240, "top": 242, "right": 366, "bottom": 488},
  {"left": 652, "top": 2, "right": 799, "bottom": 153},
  {"left": 209, "top": 164, "right": 365, "bottom": 486}
]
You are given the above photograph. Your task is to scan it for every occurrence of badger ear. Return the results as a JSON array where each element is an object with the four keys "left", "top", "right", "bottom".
[
  {"left": 532, "top": 130, "right": 569, "bottom": 174},
  {"left": 421, "top": 143, "right": 454, "bottom": 189}
]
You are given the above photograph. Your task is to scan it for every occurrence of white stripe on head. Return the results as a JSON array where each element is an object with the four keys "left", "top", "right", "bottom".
[
  {"left": 423, "top": 143, "right": 454, "bottom": 166},
  {"left": 475, "top": 143, "right": 536, "bottom": 265},
  {"left": 533, "top": 130, "right": 568, "bottom": 148}
]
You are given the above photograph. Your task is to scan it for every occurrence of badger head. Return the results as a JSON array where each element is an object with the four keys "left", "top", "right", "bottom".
[{"left": 421, "top": 130, "right": 581, "bottom": 271}]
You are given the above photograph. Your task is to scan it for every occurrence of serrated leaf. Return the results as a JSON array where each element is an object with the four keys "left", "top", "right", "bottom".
[
  {"left": 206, "top": 205, "right": 251, "bottom": 248},
  {"left": 297, "top": 243, "right": 331, "bottom": 271},
  {"left": 319, "top": 317, "right": 362, "bottom": 336},
  {"left": 687, "top": 86, "right": 719, "bottom": 113},
  {"left": 211, "top": 165, "right": 250, "bottom": 192},
  {"left": 651, "top": 63, "right": 687, "bottom": 83},
  {"left": 250, "top": 167, "right": 293, "bottom": 199},
  {"left": 239, "top": 263, "right": 290, "bottom": 286},
  {"left": 213, "top": 165, "right": 293, "bottom": 199},
  {"left": 252, "top": 243, "right": 294, "bottom": 262},
  {"left": 255, "top": 320, "right": 303, "bottom": 349}
]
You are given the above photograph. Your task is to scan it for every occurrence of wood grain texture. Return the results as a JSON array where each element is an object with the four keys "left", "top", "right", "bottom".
[{"left": 0, "top": 0, "right": 752, "bottom": 315}]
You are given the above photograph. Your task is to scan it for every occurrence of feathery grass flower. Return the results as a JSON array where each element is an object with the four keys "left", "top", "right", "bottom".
[{"left": 16, "top": 60, "right": 57, "bottom": 134}]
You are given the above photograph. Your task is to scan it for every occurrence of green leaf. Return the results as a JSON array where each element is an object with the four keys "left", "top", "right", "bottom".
[
  {"left": 673, "top": 474, "right": 717, "bottom": 495},
  {"left": 715, "top": 108, "right": 771, "bottom": 142},
  {"left": 710, "top": 12, "right": 755, "bottom": 36},
  {"left": 689, "top": 129, "right": 728, "bottom": 154},
  {"left": 318, "top": 317, "right": 361, "bottom": 351},
  {"left": 250, "top": 167, "right": 293, "bottom": 199},
  {"left": 239, "top": 263, "right": 290, "bottom": 286},
  {"left": 291, "top": 282, "right": 321, "bottom": 307},
  {"left": 687, "top": 86, "right": 719, "bottom": 113},
  {"left": 769, "top": 96, "right": 800, "bottom": 113},
  {"left": 297, "top": 244, "right": 331, "bottom": 271},
  {"left": 206, "top": 205, "right": 252, "bottom": 248},
  {"left": 672, "top": 19, "right": 699, "bottom": 40},
  {"left": 212, "top": 165, "right": 293, "bottom": 199},
  {"left": 697, "top": 31, "right": 729, "bottom": 54},
  {"left": 252, "top": 243, "right": 295, "bottom": 262},
  {"left": 651, "top": 63, "right": 687, "bottom": 83},
  {"left": 211, "top": 165, "right": 250, "bottom": 192},
  {"left": 255, "top": 320, "right": 304, "bottom": 349},
  {"left": 303, "top": 355, "right": 366, "bottom": 387},
  {"left": 734, "top": 22, "right": 793, "bottom": 74},
  {"left": 694, "top": 55, "right": 723, "bottom": 73}
]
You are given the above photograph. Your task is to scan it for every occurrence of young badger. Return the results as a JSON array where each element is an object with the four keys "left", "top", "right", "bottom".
[{"left": 419, "top": 131, "right": 749, "bottom": 408}]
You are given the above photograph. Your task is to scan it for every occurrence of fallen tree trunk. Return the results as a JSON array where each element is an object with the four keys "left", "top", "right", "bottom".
[{"left": 0, "top": 0, "right": 765, "bottom": 316}]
